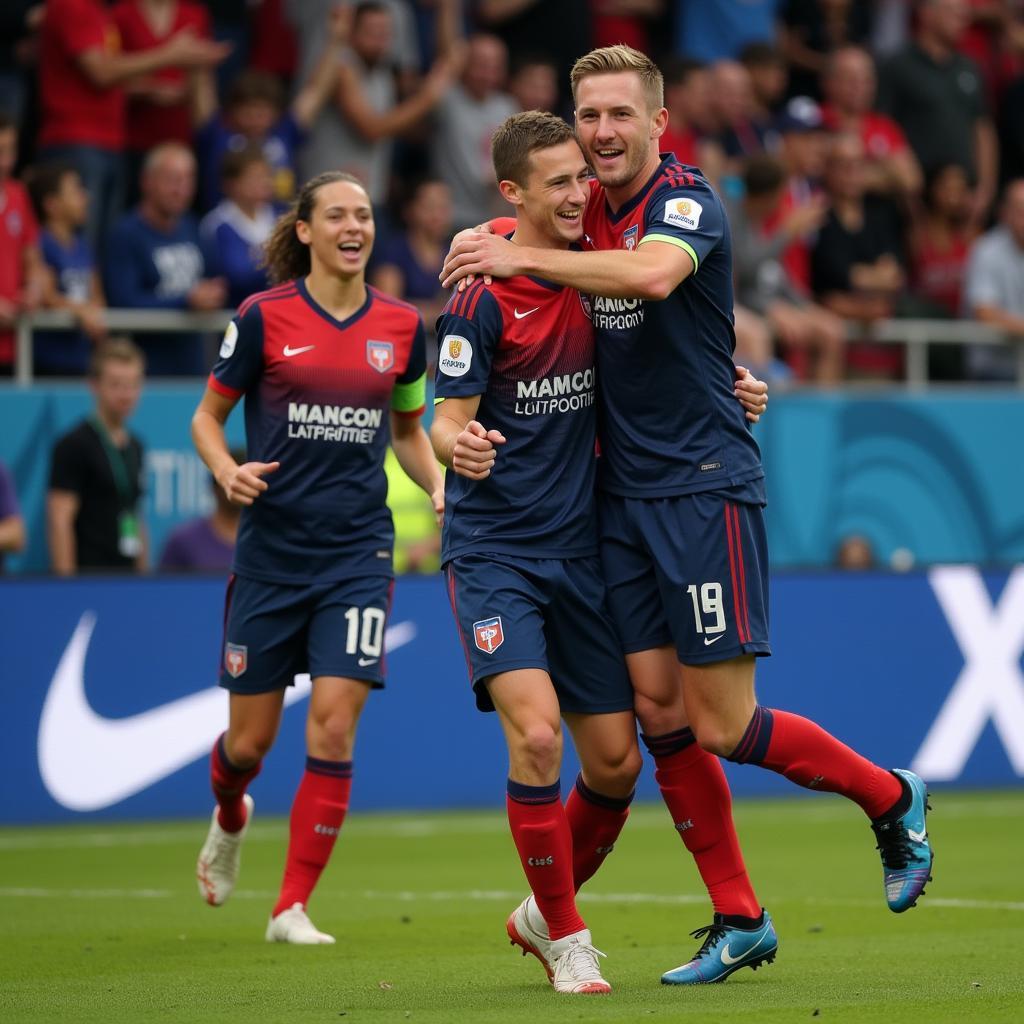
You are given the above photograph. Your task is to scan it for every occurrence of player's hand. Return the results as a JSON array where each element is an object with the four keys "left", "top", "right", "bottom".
[
  {"left": 452, "top": 420, "right": 506, "bottom": 480},
  {"left": 441, "top": 233, "right": 521, "bottom": 290},
  {"left": 734, "top": 366, "right": 768, "bottom": 423},
  {"left": 218, "top": 461, "right": 281, "bottom": 506},
  {"left": 430, "top": 485, "right": 445, "bottom": 526}
]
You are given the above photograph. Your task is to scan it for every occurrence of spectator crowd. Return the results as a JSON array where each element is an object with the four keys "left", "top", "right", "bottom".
[{"left": 3, "top": 0, "right": 1024, "bottom": 574}]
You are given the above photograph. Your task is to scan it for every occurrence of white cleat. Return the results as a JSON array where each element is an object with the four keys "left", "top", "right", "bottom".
[
  {"left": 265, "top": 903, "right": 336, "bottom": 945},
  {"left": 550, "top": 929, "right": 611, "bottom": 994},
  {"left": 506, "top": 894, "right": 554, "bottom": 980},
  {"left": 196, "top": 794, "right": 253, "bottom": 907}
]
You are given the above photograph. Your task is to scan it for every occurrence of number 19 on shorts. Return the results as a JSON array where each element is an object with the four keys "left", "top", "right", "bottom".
[{"left": 686, "top": 582, "right": 726, "bottom": 639}]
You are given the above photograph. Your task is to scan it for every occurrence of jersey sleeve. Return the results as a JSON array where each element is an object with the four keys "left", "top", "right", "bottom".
[
  {"left": 49, "top": 431, "right": 86, "bottom": 496},
  {"left": 433, "top": 287, "right": 503, "bottom": 400},
  {"left": 207, "top": 304, "right": 265, "bottom": 398},
  {"left": 639, "top": 177, "right": 725, "bottom": 274},
  {"left": 392, "top": 318, "right": 427, "bottom": 418}
]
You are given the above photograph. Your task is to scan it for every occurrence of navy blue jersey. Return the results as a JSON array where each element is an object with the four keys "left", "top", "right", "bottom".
[
  {"left": 210, "top": 279, "right": 427, "bottom": 584},
  {"left": 584, "top": 156, "right": 765, "bottom": 500},
  {"left": 435, "top": 275, "right": 598, "bottom": 563}
]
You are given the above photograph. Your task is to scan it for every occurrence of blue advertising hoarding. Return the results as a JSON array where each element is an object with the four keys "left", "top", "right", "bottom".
[{"left": 2, "top": 568, "right": 1021, "bottom": 824}]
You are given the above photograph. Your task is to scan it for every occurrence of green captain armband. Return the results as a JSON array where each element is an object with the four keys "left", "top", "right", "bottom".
[
  {"left": 392, "top": 372, "right": 427, "bottom": 416},
  {"left": 639, "top": 233, "right": 699, "bottom": 272}
]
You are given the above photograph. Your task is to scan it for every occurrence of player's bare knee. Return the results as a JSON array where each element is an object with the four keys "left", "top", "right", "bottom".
[
  {"left": 692, "top": 719, "right": 745, "bottom": 758},
  {"left": 228, "top": 731, "right": 274, "bottom": 766},
  {"left": 308, "top": 710, "right": 357, "bottom": 761},
  {"left": 515, "top": 724, "right": 562, "bottom": 780},
  {"left": 590, "top": 744, "right": 642, "bottom": 795}
]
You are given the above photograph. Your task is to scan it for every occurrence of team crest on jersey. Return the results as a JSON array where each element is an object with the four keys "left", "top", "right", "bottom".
[
  {"left": 622, "top": 225, "right": 639, "bottom": 251},
  {"left": 225, "top": 643, "right": 248, "bottom": 678},
  {"left": 664, "top": 197, "right": 703, "bottom": 230},
  {"left": 473, "top": 616, "right": 504, "bottom": 654},
  {"left": 366, "top": 340, "right": 394, "bottom": 373},
  {"left": 579, "top": 292, "right": 594, "bottom": 319}
]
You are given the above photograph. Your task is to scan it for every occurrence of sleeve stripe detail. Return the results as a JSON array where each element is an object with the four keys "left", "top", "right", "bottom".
[
  {"left": 466, "top": 281, "right": 487, "bottom": 318},
  {"left": 238, "top": 282, "right": 297, "bottom": 317},
  {"left": 208, "top": 373, "right": 243, "bottom": 398},
  {"left": 455, "top": 279, "right": 486, "bottom": 318},
  {"left": 638, "top": 233, "right": 699, "bottom": 270},
  {"left": 393, "top": 405, "right": 426, "bottom": 419}
]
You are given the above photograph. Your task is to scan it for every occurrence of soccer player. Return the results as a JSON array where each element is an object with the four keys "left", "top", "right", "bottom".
[
  {"left": 441, "top": 45, "right": 934, "bottom": 985},
  {"left": 431, "top": 111, "right": 630, "bottom": 995},
  {"left": 191, "top": 171, "right": 443, "bottom": 944}
]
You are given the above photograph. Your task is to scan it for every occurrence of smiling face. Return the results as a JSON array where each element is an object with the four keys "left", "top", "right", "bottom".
[
  {"left": 296, "top": 179, "right": 376, "bottom": 280},
  {"left": 501, "top": 138, "right": 589, "bottom": 247},
  {"left": 574, "top": 71, "right": 665, "bottom": 193}
]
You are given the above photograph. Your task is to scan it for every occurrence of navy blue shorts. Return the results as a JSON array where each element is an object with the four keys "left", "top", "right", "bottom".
[
  {"left": 443, "top": 553, "right": 634, "bottom": 715},
  {"left": 598, "top": 489, "right": 771, "bottom": 665},
  {"left": 220, "top": 574, "right": 393, "bottom": 694}
]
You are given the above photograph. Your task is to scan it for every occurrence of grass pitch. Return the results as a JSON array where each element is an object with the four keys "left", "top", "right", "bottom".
[{"left": 1, "top": 791, "right": 1021, "bottom": 1024}]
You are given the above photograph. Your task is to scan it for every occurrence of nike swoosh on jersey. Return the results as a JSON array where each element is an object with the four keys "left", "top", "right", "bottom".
[
  {"left": 357, "top": 657, "right": 378, "bottom": 667},
  {"left": 37, "top": 611, "right": 417, "bottom": 812},
  {"left": 513, "top": 307, "right": 540, "bottom": 319},
  {"left": 283, "top": 344, "right": 316, "bottom": 357},
  {"left": 703, "top": 633, "right": 725, "bottom": 646}
]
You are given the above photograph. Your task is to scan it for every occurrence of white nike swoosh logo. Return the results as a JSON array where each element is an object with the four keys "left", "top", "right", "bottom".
[
  {"left": 513, "top": 307, "right": 540, "bottom": 319},
  {"left": 908, "top": 828, "right": 927, "bottom": 843},
  {"left": 357, "top": 657, "right": 378, "bottom": 667},
  {"left": 38, "top": 611, "right": 417, "bottom": 812},
  {"left": 703, "top": 633, "right": 725, "bottom": 646},
  {"left": 719, "top": 944, "right": 744, "bottom": 965},
  {"left": 283, "top": 344, "right": 316, "bottom": 357}
]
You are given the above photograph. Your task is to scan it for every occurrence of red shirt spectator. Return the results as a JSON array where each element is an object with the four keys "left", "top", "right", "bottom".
[
  {"left": 38, "top": 0, "right": 125, "bottom": 151},
  {"left": 913, "top": 231, "right": 969, "bottom": 315},
  {"left": 0, "top": 179, "right": 40, "bottom": 367},
  {"left": 112, "top": 0, "right": 211, "bottom": 152},
  {"left": 822, "top": 104, "right": 908, "bottom": 161},
  {"left": 660, "top": 127, "right": 701, "bottom": 167}
]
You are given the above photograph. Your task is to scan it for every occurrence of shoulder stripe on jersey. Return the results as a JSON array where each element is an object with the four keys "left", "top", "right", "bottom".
[
  {"left": 367, "top": 285, "right": 420, "bottom": 316},
  {"left": 638, "top": 232, "right": 699, "bottom": 271},
  {"left": 238, "top": 282, "right": 297, "bottom": 318},
  {"left": 465, "top": 280, "right": 488, "bottom": 319},
  {"left": 455, "top": 280, "right": 485, "bottom": 319}
]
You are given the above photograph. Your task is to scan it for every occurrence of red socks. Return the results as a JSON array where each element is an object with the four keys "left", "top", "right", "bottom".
[
  {"left": 642, "top": 728, "right": 761, "bottom": 919},
  {"left": 565, "top": 775, "right": 632, "bottom": 891},
  {"left": 506, "top": 780, "right": 585, "bottom": 940},
  {"left": 211, "top": 732, "right": 260, "bottom": 833},
  {"left": 272, "top": 757, "right": 352, "bottom": 918},
  {"left": 729, "top": 706, "right": 902, "bottom": 819}
]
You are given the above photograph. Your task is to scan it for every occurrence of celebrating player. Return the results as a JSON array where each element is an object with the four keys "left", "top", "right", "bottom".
[
  {"left": 191, "top": 171, "right": 443, "bottom": 944},
  {"left": 441, "top": 45, "right": 934, "bottom": 985}
]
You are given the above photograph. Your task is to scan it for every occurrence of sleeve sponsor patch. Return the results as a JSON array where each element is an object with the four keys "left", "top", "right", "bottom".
[
  {"left": 663, "top": 197, "right": 703, "bottom": 231},
  {"left": 438, "top": 334, "right": 473, "bottom": 376},
  {"left": 219, "top": 321, "right": 238, "bottom": 359}
]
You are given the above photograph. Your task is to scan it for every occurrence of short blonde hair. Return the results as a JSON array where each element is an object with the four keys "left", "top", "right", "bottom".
[{"left": 570, "top": 45, "right": 664, "bottom": 112}]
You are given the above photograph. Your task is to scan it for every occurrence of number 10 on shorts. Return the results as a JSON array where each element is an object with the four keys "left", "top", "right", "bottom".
[
  {"left": 686, "top": 582, "right": 726, "bottom": 640},
  {"left": 344, "top": 606, "right": 386, "bottom": 658}
]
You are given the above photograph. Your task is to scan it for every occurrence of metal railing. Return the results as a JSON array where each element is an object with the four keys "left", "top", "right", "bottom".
[{"left": 12, "top": 308, "right": 1024, "bottom": 388}]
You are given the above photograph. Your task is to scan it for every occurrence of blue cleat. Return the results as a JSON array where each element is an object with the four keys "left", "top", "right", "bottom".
[
  {"left": 661, "top": 910, "right": 777, "bottom": 985},
  {"left": 871, "top": 769, "right": 934, "bottom": 913}
]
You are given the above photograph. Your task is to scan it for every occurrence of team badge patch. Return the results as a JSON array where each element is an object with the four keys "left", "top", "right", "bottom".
[
  {"left": 622, "top": 225, "right": 639, "bottom": 250},
  {"left": 439, "top": 334, "right": 473, "bottom": 377},
  {"left": 579, "top": 292, "right": 594, "bottom": 319},
  {"left": 219, "top": 321, "right": 238, "bottom": 358},
  {"left": 225, "top": 642, "right": 248, "bottom": 678},
  {"left": 366, "top": 340, "right": 394, "bottom": 373},
  {"left": 663, "top": 197, "right": 703, "bottom": 230},
  {"left": 473, "top": 616, "right": 504, "bottom": 654}
]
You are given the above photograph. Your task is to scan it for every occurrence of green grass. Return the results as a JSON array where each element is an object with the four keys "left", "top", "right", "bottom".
[{"left": 1, "top": 791, "right": 1021, "bottom": 1024}]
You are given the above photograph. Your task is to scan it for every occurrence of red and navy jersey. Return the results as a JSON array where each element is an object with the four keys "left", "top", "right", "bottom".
[
  {"left": 584, "top": 155, "right": 764, "bottom": 501},
  {"left": 209, "top": 278, "right": 427, "bottom": 583},
  {"left": 434, "top": 272, "right": 598, "bottom": 563}
]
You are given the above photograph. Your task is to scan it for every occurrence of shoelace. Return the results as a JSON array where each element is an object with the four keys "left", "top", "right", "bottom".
[
  {"left": 871, "top": 819, "right": 914, "bottom": 870},
  {"left": 558, "top": 940, "right": 607, "bottom": 980},
  {"left": 687, "top": 922, "right": 729, "bottom": 961}
]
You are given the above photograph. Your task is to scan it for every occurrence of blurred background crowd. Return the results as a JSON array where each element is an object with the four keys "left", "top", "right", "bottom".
[{"left": 2, "top": 0, "right": 1024, "bottom": 576}]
